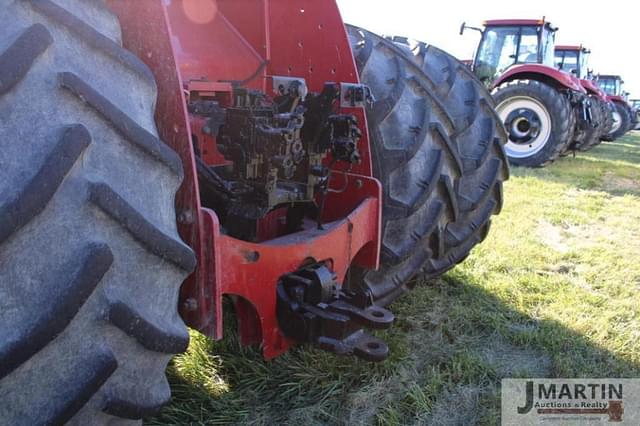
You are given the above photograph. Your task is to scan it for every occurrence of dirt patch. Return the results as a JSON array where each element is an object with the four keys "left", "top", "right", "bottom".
[
  {"left": 343, "top": 373, "right": 415, "bottom": 425},
  {"left": 603, "top": 173, "right": 640, "bottom": 194},
  {"left": 537, "top": 219, "right": 569, "bottom": 253},
  {"left": 479, "top": 335, "right": 552, "bottom": 377},
  {"left": 417, "top": 384, "right": 486, "bottom": 426},
  {"left": 563, "top": 222, "right": 614, "bottom": 248}
]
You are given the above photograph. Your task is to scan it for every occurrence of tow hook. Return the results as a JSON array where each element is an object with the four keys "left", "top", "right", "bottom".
[{"left": 276, "top": 264, "right": 394, "bottom": 361}]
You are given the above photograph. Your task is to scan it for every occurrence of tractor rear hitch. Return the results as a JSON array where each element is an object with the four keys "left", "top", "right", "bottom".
[
  {"left": 582, "top": 98, "right": 597, "bottom": 128},
  {"left": 276, "top": 264, "right": 394, "bottom": 361},
  {"left": 569, "top": 91, "right": 598, "bottom": 129}
]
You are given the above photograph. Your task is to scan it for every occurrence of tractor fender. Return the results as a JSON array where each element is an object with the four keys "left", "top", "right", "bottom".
[
  {"left": 580, "top": 79, "right": 608, "bottom": 101},
  {"left": 493, "top": 64, "right": 586, "bottom": 93},
  {"left": 607, "top": 95, "right": 630, "bottom": 107}
]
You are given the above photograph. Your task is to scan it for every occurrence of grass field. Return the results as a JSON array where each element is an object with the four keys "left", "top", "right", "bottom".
[{"left": 149, "top": 133, "right": 640, "bottom": 426}]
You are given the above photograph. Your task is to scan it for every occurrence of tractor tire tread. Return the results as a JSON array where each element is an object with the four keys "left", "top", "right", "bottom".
[
  {"left": 0, "top": 1, "right": 194, "bottom": 424},
  {"left": 347, "top": 27, "right": 507, "bottom": 306},
  {"left": 608, "top": 102, "right": 632, "bottom": 140}
]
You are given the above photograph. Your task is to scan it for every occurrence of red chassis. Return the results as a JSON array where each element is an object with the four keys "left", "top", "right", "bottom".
[{"left": 107, "top": 0, "right": 382, "bottom": 359}]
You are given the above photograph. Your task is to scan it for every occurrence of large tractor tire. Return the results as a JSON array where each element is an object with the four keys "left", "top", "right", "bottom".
[
  {"left": 606, "top": 102, "right": 632, "bottom": 141},
  {"left": 575, "top": 97, "right": 605, "bottom": 152},
  {"left": 598, "top": 99, "right": 614, "bottom": 139},
  {"left": 0, "top": 1, "right": 195, "bottom": 424},
  {"left": 600, "top": 100, "right": 613, "bottom": 136},
  {"left": 346, "top": 26, "right": 508, "bottom": 306},
  {"left": 625, "top": 105, "right": 638, "bottom": 133},
  {"left": 492, "top": 80, "right": 573, "bottom": 167}
]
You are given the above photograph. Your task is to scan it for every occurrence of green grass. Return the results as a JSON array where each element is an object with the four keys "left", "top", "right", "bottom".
[{"left": 149, "top": 133, "right": 640, "bottom": 425}]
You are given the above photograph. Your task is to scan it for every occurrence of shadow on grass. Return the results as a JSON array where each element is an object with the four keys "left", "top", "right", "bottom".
[{"left": 148, "top": 268, "right": 640, "bottom": 425}]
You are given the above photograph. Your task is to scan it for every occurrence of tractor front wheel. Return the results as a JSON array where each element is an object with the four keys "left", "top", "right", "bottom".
[
  {"left": 493, "top": 80, "right": 573, "bottom": 167},
  {"left": 606, "top": 102, "right": 632, "bottom": 141}
]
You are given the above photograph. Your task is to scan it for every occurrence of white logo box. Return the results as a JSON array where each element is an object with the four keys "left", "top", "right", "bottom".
[{"left": 502, "top": 379, "right": 640, "bottom": 425}]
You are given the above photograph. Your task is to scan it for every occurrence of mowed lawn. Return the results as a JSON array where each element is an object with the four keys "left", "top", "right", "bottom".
[{"left": 149, "top": 133, "right": 640, "bottom": 426}]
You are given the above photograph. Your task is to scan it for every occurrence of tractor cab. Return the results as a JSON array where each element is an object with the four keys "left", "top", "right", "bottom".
[
  {"left": 597, "top": 75, "right": 624, "bottom": 97},
  {"left": 462, "top": 19, "right": 558, "bottom": 85},
  {"left": 554, "top": 45, "right": 609, "bottom": 101},
  {"left": 555, "top": 45, "right": 590, "bottom": 79}
]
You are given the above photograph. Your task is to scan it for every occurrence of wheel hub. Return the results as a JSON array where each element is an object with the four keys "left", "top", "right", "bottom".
[
  {"left": 496, "top": 95, "right": 553, "bottom": 159},
  {"left": 505, "top": 108, "right": 542, "bottom": 143}
]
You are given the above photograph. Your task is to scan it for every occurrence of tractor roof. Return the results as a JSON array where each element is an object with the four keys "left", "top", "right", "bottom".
[
  {"left": 599, "top": 74, "right": 623, "bottom": 80},
  {"left": 483, "top": 19, "right": 542, "bottom": 26},
  {"left": 483, "top": 19, "right": 558, "bottom": 31},
  {"left": 555, "top": 45, "right": 586, "bottom": 51}
]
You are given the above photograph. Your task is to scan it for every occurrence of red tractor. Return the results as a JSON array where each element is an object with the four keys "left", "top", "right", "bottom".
[
  {"left": 461, "top": 18, "right": 596, "bottom": 167},
  {"left": 0, "top": 1, "right": 508, "bottom": 424},
  {"left": 597, "top": 75, "right": 636, "bottom": 139},
  {"left": 630, "top": 99, "right": 640, "bottom": 130},
  {"left": 554, "top": 45, "right": 613, "bottom": 150}
]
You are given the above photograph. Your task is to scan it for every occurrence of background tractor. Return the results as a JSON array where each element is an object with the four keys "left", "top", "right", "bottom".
[
  {"left": 554, "top": 45, "right": 613, "bottom": 151},
  {"left": 597, "top": 74, "right": 635, "bottom": 139},
  {"left": 461, "top": 18, "right": 595, "bottom": 167},
  {"left": 631, "top": 99, "right": 640, "bottom": 130},
  {"left": 0, "top": 0, "right": 507, "bottom": 424}
]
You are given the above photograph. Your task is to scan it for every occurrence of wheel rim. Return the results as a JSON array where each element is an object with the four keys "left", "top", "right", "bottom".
[
  {"left": 496, "top": 96, "right": 552, "bottom": 159},
  {"left": 610, "top": 111, "right": 622, "bottom": 133}
]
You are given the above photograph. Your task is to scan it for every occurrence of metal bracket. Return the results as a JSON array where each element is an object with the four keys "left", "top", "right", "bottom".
[
  {"left": 272, "top": 76, "right": 309, "bottom": 99},
  {"left": 276, "top": 263, "right": 393, "bottom": 361},
  {"left": 340, "top": 83, "right": 374, "bottom": 108}
]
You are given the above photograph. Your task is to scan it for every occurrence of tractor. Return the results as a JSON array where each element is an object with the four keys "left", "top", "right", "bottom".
[
  {"left": 461, "top": 18, "right": 595, "bottom": 167},
  {"left": 630, "top": 99, "right": 640, "bottom": 130},
  {"left": 554, "top": 44, "right": 613, "bottom": 150},
  {"left": 0, "top": 0, "right": 508, "bottom": 424},
  {"left": 597, "top": 75, "right": 635, "bottom": 139},
  {"left": 623, "top": 93, "right": 639, "bottom": 131}
]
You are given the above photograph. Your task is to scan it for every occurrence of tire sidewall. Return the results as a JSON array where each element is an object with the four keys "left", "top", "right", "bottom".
[
  {"left": 610, "top": 102, "right": 631, "bottom": 139},
  {"left": 494, "top": 80, "right": 571, "bottom": 167}
]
